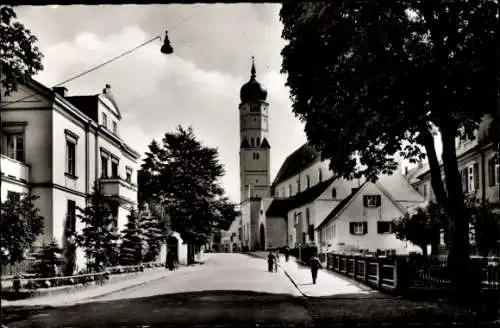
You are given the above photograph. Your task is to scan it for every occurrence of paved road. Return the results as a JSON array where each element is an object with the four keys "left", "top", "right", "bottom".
[
  {"left": 2, "top": 253, "right": 495, "bottom": 327},
  {"left": 97, "top": 253, "right": 302, "bottom": 301},
  {"left": 2, "top": 253, "right": 312, "bottom": 327}
]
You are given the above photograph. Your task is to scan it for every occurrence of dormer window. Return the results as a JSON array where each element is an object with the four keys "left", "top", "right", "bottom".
[
  {"left": 102, "top": 113, "right": 108, "bottom": 128},
  {"left": 112, "top": 121, "right": 117, "bottom": 134}
]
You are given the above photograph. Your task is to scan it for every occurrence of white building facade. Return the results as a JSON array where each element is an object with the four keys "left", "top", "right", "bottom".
[{"left": 1, "top": 77, "right": 140, "bottom": 273}]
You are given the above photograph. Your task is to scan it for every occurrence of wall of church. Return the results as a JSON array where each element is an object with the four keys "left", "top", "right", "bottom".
[{"left": 266, "top": 216, "right": 287, "bottom": 249}]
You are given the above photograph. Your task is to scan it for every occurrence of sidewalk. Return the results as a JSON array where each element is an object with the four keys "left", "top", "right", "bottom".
[
  {"left": 249, "top": 252, "right": 383, "bottom": 298},
  {"left": 1, "top": 267, "right": 175, "bottom": 308},
  {"left": 281, "top": 256, "right": 383, "bottom": 298}
]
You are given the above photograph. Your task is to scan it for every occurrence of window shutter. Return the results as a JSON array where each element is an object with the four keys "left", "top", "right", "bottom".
[
  {"left": 473, "top": 163, "right": 479, "bottom": 190},
  {"left": 363, "top": 196, "right": 368, "bottom": 207},
  {"left": 376, "top": 195, "right": 381, "bottom": 207},
  {"left": 488, "top": 160, "right": 495, "bottom": 187},
  {"left": 349, "top": 222, "right": 355, "bottom": 234},
  {"left": 362, "top": 222, "right": 368, "bottom": 234}
]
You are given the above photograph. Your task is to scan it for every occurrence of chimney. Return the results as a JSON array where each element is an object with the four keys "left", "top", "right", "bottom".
[
  {"left": 102, "top": 84, "right": 112, "bottom": 96},
  {"left": 53, "top": 86, "right": 68, "bottom": 97}
]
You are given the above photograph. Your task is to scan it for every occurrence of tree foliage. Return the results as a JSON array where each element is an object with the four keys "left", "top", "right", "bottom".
[
  {"left": 33, "top": 239, "right": 63, "bottom": 278},
  {"left": 140, "top": 209, "right": 165, "bottom": 262},
  {"left": 76, "top": 185, "right": 119, "bottom": 272},
  {"left": 139, "top": 126, "right": 237, "bottom": 245},
  {"left": 280, "top": 1, "right": 497, "bottom": 299},
  {"left": 0, "top": 6, "right": 44, "bottom": 97},
  {"left": 119, "top": 208, "right": 145, "bottom": 265},
  {"left": 393, "top": 202, "right": 446, "bottom": 256},
  {"left": 0, "top": 194, "right": 44, "bottom": 267},
  {"left": 464, "top": 197, "right": 500, "bottom": 257}
]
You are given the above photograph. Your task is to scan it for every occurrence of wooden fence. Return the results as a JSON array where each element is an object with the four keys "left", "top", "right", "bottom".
[{"left": 322, "top": 253, "right": 499, "bottom": 297}]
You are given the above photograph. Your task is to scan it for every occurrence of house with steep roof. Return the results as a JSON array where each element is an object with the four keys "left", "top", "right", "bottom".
[{"left": 316, "top": 172, "right": 425, "bottom": 255}]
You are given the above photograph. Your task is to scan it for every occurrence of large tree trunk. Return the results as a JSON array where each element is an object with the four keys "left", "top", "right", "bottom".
[
  {"left": 422, "top": 124, "right": 473, "bottom": 302},
  {"left": 439, "top": 125, "right": 473, "bottom": 302}
]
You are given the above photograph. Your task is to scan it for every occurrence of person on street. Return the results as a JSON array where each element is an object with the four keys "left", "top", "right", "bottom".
[
  {"left": 309, "top": 254, "right": 322, "bottom": 284},
  {"left": 284, "top": 247, "right": 290, "bottom": 262},
  {"left": 267, "top": 251, "right": 275, "bottom": 272},
  {"left": 166, "top": 251, "right": 175, "bottom": 271}
]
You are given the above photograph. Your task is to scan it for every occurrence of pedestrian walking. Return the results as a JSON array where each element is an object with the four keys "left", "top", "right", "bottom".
[
  {"left": 267, "top": 251, "right": 275, "bottom": 272},
  {"left": 166, "top": 251, "right": 175, "bottom": 271},
  {"left": 284, "top": 247, "right": 290, "bottom": 262},
  {"left": 309, "top": 254, "right": 322, "bottom": 284}
]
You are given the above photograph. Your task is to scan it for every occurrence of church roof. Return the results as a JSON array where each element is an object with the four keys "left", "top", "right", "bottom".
[
  {"left": 272, "top": 143, "right": 321, "bottom": 187},
  {"left": 260, "top": 138, "right": 270, "bottom": 148},
  {"left": 240, "top": 138, "right": 250, "bottom": 148},
  {"left": 266, "top": 176, "right": 335, "bottom": 217}
]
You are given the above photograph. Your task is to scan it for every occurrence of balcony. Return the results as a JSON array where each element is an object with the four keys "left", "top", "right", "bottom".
[
  {"left": 0, "top": 154, "right": 30, "bottom": 184},
  {"left": 99, "top": 177, "right": 137, "bottom": 205}
]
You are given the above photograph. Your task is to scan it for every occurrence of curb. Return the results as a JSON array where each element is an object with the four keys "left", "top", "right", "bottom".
[
  {"left": 283, "top": 269, "right": 307, "bottom": 297},
  {"left": 83, "top": 272, "right": 171, "bottom": 302},
  {"left": 81, "top": 261, "right": 206, "bottom": 302}
]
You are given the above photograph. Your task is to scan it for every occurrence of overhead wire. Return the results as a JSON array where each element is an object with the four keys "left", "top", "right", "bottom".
[{"left": 1, "top": 7, "right": 204, "bottom": 109}]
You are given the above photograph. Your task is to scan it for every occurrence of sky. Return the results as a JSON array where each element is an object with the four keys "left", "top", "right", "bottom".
[
  {"left": 15, "top": 4, "right": 440, "bottom": 204},
  {"left": 15, "top": 4, "right": 309, "bottom": 203}
]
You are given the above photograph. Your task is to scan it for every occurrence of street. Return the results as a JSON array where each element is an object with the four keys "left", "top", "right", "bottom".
[
  {"left": 2, "top": 254, "right": 312, "bottom": 327},
  {"left": 2, "top": 253, "right": 495, "bottom": 327}
]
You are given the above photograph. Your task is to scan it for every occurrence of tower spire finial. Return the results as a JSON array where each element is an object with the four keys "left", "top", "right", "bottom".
[{"left": 250, "top": 56, "right": 256, "bottom": 79}]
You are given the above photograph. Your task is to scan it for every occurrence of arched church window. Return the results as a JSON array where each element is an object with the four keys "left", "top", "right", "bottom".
[
  {"left": 256, "top": 137, "right": 260, "bottom": 146},
  {"left": 251, "top": 138, "right": 255, "bottom": 146},
  {"left": 306, "top": 175, "right": 311, "bottom": 189},
  {"left": 288, "top": 184, "right": 292, "bottom": 197},
  {"left": 331, "top": 188, "right": 337, "bottom": 198},
  {"left": 318, "top": 169, "right": 323, "bottom": 183}
]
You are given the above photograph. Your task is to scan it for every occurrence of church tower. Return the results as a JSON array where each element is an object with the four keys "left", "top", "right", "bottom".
[{"left": 239, "top": 57, "right": 271, "bottom": 203}]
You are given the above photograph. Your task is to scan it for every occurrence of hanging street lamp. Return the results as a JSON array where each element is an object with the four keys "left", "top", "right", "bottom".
[{"left": 161, "top": 30, "right": 174, "bottom": 55}]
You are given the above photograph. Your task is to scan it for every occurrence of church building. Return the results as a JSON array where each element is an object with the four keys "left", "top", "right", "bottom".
[{"left": 236, "top": 58, "right": 426, "bottom": 254}]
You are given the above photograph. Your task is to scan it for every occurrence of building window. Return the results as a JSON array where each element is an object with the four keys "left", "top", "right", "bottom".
[
  {"left": 363, "top": 195, "right": 381, "bottom": 208},
  {"left": 253, "top": 152, "right": 260, "bottom": 160},
  {"left": 488, "top": 156, "right": 499, "bottom": 187},
  {"left": 102, "top": 113, "right": 108, "bottom": 128},
  {"left": 66, "top": 200, "right": 76, "bottom": 234},
  {"left": 112, "top": 121, "right": 117, "bottom": 134},
  {"left": 349, "top": 221, "right": 367, "bottom": 235},
  {"left": 111, "top": 159, "right": 119, "bottom": 178},
  {"left": 461, "top": 163, "right": 479, "bottom": 193},
  {"left": 126, "top": 167, "right": 133, "bottom": 183},
  {"left": 306, "top": 175, "right": 310, "bottom": 189},
  {"left": 66, "top": 140, "right": 76, "bottom": 176},
  {"left": 288, "top": 184, "right": 292, "bottom": 197},
  {"left": 256, "top": 137, "right": 260, "bottom": 146},
  {"left": 7, "top": 191, "right": 21, "bottom": 202},
  {"left": 101, "top": 156, "right": 109, "bottom": 178},
  {"left": 4, "top": 133, "right": 24, "bottom": 162},
  {"left": 297, "top": 179, "right": 301, "bottom": 193},
  {"left": 377, "top": 221, "right": 394, "bottom": 234},
  {"left": 318, "top": 168, "right": 323, "bottom": 183},
  {"left": 281, "top": 188, "right": 285, "bottom": 197},
  {"left": 251, "top": 137, "right": 255, "bottom": 147},
  {"left": 331, "top": 188, "right": 337, "bottom": 198}
]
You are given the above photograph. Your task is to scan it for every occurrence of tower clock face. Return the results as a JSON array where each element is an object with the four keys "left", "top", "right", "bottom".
[{"left": 250, "top": 103, "right": 260, "bottom": 113}]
